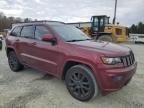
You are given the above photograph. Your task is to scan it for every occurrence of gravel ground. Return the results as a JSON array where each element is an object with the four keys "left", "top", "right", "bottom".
[{"left": 0, "top": 41, "right": 144, "bottom": 108}]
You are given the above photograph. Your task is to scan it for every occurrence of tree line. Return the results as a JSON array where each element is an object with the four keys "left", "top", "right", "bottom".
[
  {"left": 129, "top": 22, "right": 144, "bottom": 34},
  {"left": 0, "top": 12, "right": 144, "bottom": 34},
  {"left": 0, "top": 12, "right": 32, "bottom": 32}
]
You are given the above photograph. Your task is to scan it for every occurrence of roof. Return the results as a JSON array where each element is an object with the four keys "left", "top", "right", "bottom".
[
  {"left": 66, "top": 22, "right": 91, "bottom": 24},
  {"left": 92, "top": 15, "right": 108, "bottom": 17}
]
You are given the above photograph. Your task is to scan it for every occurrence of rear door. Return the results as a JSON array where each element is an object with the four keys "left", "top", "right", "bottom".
[{"left": 19, "top": 25, "right": 36, "bottom": 66}]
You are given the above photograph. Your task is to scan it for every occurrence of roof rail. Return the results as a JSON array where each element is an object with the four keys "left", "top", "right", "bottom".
[{"left": 12, "top": 20, "right": 65, "bottom": 28}]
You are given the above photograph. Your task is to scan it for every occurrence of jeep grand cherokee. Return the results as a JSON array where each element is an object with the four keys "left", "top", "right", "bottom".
[{"left": 6, "top": 21, "right": 137, "bottom": 101}]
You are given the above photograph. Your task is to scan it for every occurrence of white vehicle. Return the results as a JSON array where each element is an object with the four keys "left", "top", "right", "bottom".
[
  {"left": 135, "top": 36, "right": 144, "bottom": 43},
  {"left": 130, "top": 34, "right": 144, "bottom": 44},
  {"left": 0, "top": 34, "right": 3, "bottom": 40}
]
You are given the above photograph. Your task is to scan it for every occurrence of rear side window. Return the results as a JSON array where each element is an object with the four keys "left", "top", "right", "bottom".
[
  {"left": 35, "top": 25, "right": 51, "bottom": 40},
  {"left": 11, "top": 26, "right": 22, "bottom": 37},
  {"left": 21, "top": 25, "right": 34, "bottom": 39}
]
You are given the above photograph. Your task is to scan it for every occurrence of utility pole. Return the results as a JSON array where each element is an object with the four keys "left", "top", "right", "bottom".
[{"left": 113, "top": 0, "right": 117, "bottom": 24}]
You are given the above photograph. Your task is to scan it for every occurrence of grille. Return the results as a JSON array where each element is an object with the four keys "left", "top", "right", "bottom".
[
  {"left": 115, "top": 28, "right": 122, "bottom": 35},
  {"left": 121, "top": 51, "right": 135, "bottom": 67}
]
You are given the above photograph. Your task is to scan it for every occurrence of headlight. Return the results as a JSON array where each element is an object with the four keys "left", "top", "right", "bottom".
[{"left": 101, "top": 57, "right": 121, "bottom": 65}]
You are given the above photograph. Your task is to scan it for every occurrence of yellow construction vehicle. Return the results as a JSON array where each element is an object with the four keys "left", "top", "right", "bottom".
[
  {"left": 67, "top": 0, "right": 129, "bottom": 42},
  {"left": 67, "top": 15, "right": 129, "bottom": 42}
]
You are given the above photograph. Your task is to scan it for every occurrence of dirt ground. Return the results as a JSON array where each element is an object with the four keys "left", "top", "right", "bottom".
[{"left": 0, "top": 41, "right": 144, "bottom": 108}]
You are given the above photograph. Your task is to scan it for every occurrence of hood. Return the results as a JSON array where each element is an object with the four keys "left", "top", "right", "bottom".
[{"left": 68, "top": 40, "right": 131, "bottom": 56}]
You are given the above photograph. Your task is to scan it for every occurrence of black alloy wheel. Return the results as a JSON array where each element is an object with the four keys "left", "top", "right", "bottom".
[{"left": 65, "top": 65, "right": 98, "bottom": 101}]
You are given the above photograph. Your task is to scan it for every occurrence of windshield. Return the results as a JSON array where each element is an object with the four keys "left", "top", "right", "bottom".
[{"left": 51, "top": 25, "right": 91, "bottom": 42}]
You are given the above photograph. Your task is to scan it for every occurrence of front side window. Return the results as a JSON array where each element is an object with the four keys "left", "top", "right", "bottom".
[
  {"left": 35, "top": 25, "right": 51, "bottom": 40},
  {"left": 21, "top": 25, "right": 34, "bottom": 39},
  {"left": 11, "top": 26, "right": 22, "bottom": 37}
]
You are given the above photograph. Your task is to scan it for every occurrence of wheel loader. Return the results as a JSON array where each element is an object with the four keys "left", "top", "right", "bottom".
[{"left": 67, "top": 15, "right": 129, "bottom": 42}]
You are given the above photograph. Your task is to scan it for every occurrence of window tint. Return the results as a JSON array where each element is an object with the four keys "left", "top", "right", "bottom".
[
  {"left": 21, "top": 25, "right": 34, "bottom": 39},
  {"left": 11, "top": 26, "right": 22, "bottom": 37},
  {"left": 35, "top": 25, "right": 51, "bottom": 40}
]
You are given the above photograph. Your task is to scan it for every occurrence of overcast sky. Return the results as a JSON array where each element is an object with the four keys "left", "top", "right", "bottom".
[{"left": 0, "top": 0, "right": 144, "bottom": 26}]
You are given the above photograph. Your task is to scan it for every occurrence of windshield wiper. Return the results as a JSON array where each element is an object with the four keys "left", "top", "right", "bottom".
[
  {"left": 66, "top": 39, "right": 92, "bottom": 42},
  {"left": 66, "top": 39, "right": 85, "bottom": 42},
  {"left": 84, "top": 38, "right": 93, "bottom": 40}
]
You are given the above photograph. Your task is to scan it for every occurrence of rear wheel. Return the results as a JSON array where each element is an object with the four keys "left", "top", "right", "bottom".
[
  {"left": 65, "top": 65, "right": 98, "bottom": 101},
  {"left": 98, "top": 35, "right": 113, "bottom": 42},
  {"left": 8, "top": 51, "right": 24, "bottom": 72}
]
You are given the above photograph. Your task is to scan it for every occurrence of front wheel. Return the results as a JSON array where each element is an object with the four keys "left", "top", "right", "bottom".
[{"left": 65, "top": 65, "right": 99, "bottom": 101}]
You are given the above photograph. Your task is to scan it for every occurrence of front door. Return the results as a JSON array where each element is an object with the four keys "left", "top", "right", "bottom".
[{"left": 29, "top": 25, "right": 60, "bottom": 75}]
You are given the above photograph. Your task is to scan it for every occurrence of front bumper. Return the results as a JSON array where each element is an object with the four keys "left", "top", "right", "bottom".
[{"left": 97, "top": 62, "right": 137, "bottom": 94}]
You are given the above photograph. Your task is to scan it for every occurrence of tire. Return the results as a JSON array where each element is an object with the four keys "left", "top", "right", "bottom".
[
  {"left": 8, "top": 51, "right": 24, "bottom": 72},
  {"left": 98, "top": 35, "right": 113, "bottom": 42},
  {"left": 65, "top": 65, "right": 99, "bottom": 101}
]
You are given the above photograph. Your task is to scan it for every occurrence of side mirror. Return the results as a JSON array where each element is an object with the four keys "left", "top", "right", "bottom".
[
  {"left": 42, "top": 34, "right": 57, "bottom": 45},
  {"left": 10, "top": 32, "right": 17, "bottom": 36}
]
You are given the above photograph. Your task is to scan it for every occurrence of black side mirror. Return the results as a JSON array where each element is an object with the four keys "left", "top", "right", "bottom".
[
  {"left": 10, "top": 32, "right": 17, "bottom": 36},
  {"left": 42, "top": 34, "right": 57, "bottom": 45},
  {"left": 51, "top": 37, "right": 57, "bottom": 45}
]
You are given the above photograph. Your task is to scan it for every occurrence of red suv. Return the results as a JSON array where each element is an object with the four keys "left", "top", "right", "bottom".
[{"left": 6, "top": 21, "right": 137, "bottom": 101}]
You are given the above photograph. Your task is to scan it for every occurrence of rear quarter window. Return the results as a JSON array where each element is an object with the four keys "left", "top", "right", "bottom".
[{"left": 10, "top": 26, "right": 22, "bottom": 37}]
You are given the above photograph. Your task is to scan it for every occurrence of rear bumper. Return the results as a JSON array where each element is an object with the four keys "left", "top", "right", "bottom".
[{"left": 97, "top": 62, "right": 137, "bottom": 94}]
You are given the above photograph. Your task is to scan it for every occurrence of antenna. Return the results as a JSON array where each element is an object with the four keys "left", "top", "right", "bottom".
[{"left": 113, "top": 0, "right": 117, "bottom": 24}]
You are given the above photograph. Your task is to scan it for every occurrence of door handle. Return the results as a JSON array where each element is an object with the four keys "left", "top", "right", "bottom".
[
  {"left": 16, "top": 39, "right": 20, "bottom": 41},
  {"left": 31, "top": 42, "right": 37, "bottom": 45}
]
